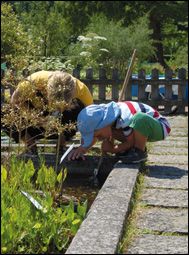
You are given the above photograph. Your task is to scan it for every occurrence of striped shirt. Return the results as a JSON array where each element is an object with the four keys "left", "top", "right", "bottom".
[{"left": 116, "top": 101, "right": 171, "bottom": 139}]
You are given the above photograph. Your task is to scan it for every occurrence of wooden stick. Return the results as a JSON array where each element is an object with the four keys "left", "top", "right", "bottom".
[{"left": 119, "top": 49, "right": 137, "bottom": 101}]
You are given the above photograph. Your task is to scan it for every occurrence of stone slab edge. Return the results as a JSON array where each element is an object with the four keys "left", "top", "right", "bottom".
[{"left": 66, "top": 162, "right": 139, "bottom": 254}]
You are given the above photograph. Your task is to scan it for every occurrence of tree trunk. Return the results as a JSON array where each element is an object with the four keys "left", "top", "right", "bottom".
[
  {"left": 149, "top": 14, "right": 169, "bottom": 68},
  {"left": 43, "top": 34, "right": 48, "bottom": 57}
]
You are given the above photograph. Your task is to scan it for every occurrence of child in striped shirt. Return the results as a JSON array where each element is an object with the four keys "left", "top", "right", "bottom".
[{"left": 68, "top": 101, "right": 171, "bottom": 163}]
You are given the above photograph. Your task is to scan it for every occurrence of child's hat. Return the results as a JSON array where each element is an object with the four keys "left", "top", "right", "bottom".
[{"left": 77, "top": 101, "right": 120, "bottom": 148}]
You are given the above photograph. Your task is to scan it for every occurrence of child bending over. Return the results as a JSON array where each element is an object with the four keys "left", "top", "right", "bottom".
[{"left": 68, "top": 101, "right": 171, "bottom": 163}]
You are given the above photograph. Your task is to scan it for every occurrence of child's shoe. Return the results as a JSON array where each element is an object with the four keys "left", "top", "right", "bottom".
[{"left": 117, "top": 147, "right": 147, "bottom": 163}]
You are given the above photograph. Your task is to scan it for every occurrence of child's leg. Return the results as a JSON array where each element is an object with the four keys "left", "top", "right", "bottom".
[
  {"left": 118, "top": 113, "right": 163, "bottom": 163},
  {"left": 133, "top": 129, "right": 147, "bottom": 151},
  {"left": 117, "top": 130, "right": 148, "bottom": 163}
]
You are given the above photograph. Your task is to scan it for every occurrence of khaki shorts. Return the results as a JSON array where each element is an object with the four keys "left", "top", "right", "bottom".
[{"left": 129, "top": 112, "right": 164, "bottom": 142}]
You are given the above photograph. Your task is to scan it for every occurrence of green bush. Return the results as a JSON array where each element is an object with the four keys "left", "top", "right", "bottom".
[{"left": 65, "top": 13, "right": 155, "bottom": 77}]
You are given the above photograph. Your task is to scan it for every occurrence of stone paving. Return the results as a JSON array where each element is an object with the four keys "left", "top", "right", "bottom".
[{"left": 125, "top": 115, "right": 188, "bottom": 254}]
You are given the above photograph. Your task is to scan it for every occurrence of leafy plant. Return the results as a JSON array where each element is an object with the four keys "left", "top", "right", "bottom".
[{"left": 1, "top": 159, "right": 87, "bottom": 254}]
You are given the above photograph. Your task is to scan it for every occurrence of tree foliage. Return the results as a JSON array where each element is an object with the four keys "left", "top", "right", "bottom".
[
  {"left": 1, "top": 1, "right": 188, "bottom": 70},
  {"left": 121, "top": 1, "right": 188, "bottom": 67},
  {"left": 13, "top": 1, "right": 72, "bottom": 57},
  {"left": 65, "top": 14, "right": 155, "bottom": 76},
  {"left": 1, "top": 3, "right": 35, "bottom": 69}
]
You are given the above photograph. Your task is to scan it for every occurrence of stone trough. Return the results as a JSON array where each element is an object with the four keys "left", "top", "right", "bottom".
[{"left": 66, "top": 162, "right": 140, "bottom": 254}]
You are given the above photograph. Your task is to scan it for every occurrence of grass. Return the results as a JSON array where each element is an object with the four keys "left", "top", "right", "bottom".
[
  {"left": 118, "top": 163, "right": 148, "bottom": 253},
  {"left": 139, "top": 228, "right": 187, "bottom": 236},
  {"left": 118, "top": 142, "right": 156, "bottom": 253}
]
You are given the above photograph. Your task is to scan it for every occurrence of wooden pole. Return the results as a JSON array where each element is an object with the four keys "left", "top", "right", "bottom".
[{"left": 119, "top": 49, "right": 137, "bottom": 101}]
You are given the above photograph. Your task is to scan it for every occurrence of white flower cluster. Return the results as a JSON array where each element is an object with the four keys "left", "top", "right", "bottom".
[
  {"left": 80, "top": 51, "right": 91, "bottom": 57},
  {"left": 77, "top": 35, "right": 92, "bottom": 42},
  {"left": 93, "top": 36, "right": 107, "bottom": 41}
]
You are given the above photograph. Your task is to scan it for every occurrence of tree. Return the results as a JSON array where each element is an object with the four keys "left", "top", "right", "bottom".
[
  {"left": 122, "top": 1, "right": 188, "bottom": 68},
  {"left": 1, "top": 2, "right": 35, "bottom": 69},
  {"left": 13, "top": 1, "right": 72, "bottom": 57},
  {"left": 60, "top": 1, "right": 188, "bottom": 68},
  {"left": 8, "top": 1, "right": 188, "bottom": 69},
  {"left": 65, "top": 14, "right": 155, "bottom": 76}
]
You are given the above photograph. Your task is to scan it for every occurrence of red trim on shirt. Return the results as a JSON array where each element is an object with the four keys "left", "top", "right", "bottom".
[
  {"left": 153, "top": 110, "right": 160, "bottom": 118},
  {"left": 125, "top": 101, "right": 137, "bottom": 115},
  {"left": 166, "top": 126, "right": 171, "bottom": 133},
  {"left": 164, "top": 123, "right": 171, "bottom": 134}
]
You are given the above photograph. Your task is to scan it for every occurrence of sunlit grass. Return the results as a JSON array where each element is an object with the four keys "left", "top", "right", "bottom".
[{"left": 118, "top": 164, "right": 148, "bottom": 253}]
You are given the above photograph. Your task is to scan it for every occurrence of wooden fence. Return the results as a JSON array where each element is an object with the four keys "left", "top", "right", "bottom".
[{"left": 1, "top": 67, "right": 188, "bottom": 113}]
